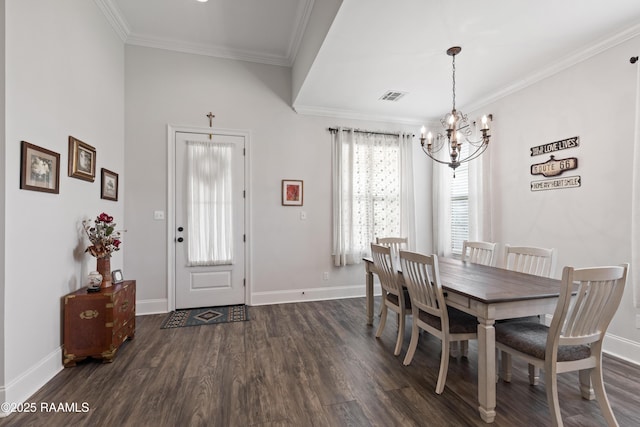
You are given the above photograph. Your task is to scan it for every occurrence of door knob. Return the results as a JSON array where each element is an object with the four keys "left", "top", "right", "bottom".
[
  {"left": 177, "top": 226, "right": 184, "bottom": 232},
  {"left": 177, "top": 237, "right": 184, "bottom": 243}
]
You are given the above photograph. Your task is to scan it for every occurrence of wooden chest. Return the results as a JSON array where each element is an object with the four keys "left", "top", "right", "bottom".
[{"left": 63, "top": 280, "right": 136, "bottom": 367}]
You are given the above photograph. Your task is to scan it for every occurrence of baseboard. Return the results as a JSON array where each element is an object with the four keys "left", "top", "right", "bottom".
[
  {"left": 0, "top": 347, "right": 62, "bottom": 418},
  {"left": 603, "top": 332, "right": 640, "bottom": 366},
  {"left": 250, "top": 284, "right": 382, "bottom": 306},
  {"left": 136, "top": 298, "right": 168, "bottom": 315}
]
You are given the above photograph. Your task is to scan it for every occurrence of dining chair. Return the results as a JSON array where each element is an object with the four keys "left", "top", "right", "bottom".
[
  {"left": 376, "top": 236, "right": 408, "bottom": 259},
  {"left": 370, "top": 243, "right": 412, "bottom": 356},
  {"left": 375, "top": 237, "right": 409, "bottom": 317},
  {"left": 455, "top": 240, "right": 497, "bottom": 358},
  {"left": 502, "top": 244, "right": 558, "bottom": 384},
  {"left": 503, "top": 244, "right": 557, "bottom": 277},
  {"left": 495, "top": 263, "right": 628, "bottom": 427},
  {"left": 400, "top": 250, "right": 478, "bottom": 394},
  {"left": 461, "top": 240, "right": 497, "bottom": 266}
]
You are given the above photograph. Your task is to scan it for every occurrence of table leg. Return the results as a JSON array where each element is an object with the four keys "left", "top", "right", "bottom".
[
  {"left": 365, "top": 267, "right": 374, "bottom": 326},
  {"left": 477, "top": 317, "right": 497, "bottom": 423}
]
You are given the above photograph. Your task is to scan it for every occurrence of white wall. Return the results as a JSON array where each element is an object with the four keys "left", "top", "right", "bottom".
[
  {"left": 476, "top": 35, "right": 640, "bottom": 362},
  {"left": 2, "top": 0, "right": 124, "bottom": 408},
  {"left": 124, "top": 45, "right": 429, "bottom": 312},
  {"left": 0, "top": 0, "right": 6, "bottom": 394}
]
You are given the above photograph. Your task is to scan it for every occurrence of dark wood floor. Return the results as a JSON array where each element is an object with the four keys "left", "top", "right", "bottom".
[{"left": 2, "top": 297, "right": 639, "bottom": 427}]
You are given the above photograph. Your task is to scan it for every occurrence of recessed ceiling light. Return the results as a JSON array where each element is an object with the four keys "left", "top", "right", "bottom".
[{"left": 197, "top": 0, "right": 208, "bottom": 3}]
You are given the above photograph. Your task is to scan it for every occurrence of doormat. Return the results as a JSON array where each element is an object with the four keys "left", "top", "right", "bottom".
[{"left": 160, "top": 304, "right": 249, "bottom": 329}]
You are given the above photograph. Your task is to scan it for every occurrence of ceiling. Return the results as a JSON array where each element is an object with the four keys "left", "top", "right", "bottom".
[{"left": 106, "top": 0, "right": 640, "bottom": 124}]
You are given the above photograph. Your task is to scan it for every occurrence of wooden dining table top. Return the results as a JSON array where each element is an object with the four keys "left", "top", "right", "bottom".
[
  {"left": 364, "top": 255, "right": 563, "bottom": 304},
  {"left": 436, "top": 257, "right": 563, "bottom": 303}
]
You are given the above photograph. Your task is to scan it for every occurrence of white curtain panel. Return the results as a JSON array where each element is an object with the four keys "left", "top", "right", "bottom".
[
  {"left": 186, "top": 140, "right": 234, "bottom": 266},
  {"left": 468, "top": 133, "right": 492, "bottom": 243},
  {"left": 632, "top": 64, "right": 640, "bottom": 308},
  {"left": 332, "top": 128, "right": 415, "bottom": 266},
  {"left": 400, "top": 133, "right": 416, "bottom": 250},
  {"left": 432, "top": 146, "right": 452, "bottom": 257}
]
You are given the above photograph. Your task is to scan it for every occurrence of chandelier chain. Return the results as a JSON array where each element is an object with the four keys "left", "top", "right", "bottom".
[{"left": 451, "top": 54, "right": 456, "bottom": 111}]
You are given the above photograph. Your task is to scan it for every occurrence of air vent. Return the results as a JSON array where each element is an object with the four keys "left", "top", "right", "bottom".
[{"left": 379, "top": 90, "right": 407, "bottom": 102}]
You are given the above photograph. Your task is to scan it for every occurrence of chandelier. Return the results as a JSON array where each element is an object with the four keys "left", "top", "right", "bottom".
[{"left": 420, "top": 46, "right": 492, "bottom": 176}]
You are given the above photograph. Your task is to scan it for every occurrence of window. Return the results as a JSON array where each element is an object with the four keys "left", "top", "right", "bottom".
[
  {"left": 331, "top": 129, "right": 414, "bottom": 266},
  {"left": 450, "top": 144, "right": 469, "bottom": 255}
]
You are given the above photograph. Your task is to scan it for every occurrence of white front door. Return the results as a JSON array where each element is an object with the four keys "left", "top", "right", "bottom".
[{"left": 174, "top": 131, "right": 245, "bottom": 309}]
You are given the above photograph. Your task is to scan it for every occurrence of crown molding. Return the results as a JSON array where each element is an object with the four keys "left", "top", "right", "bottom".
[
  {"left": 286, "top": 0, "right": 315, "bottom": 65},
  {"left": 293, "top": 104, "right": 426, "bottom": 126},
  {"left": 94, "top": 0, "right": 130, "bottom": 42},
  {"left": 125, "top": 34, "right": 291, "bottom": 67},
  {"left": 464, "top": 21, "right": 640, "bottom": 115},
  {"left": 95, "top": 0, "right": 313, "bottom": 67}
]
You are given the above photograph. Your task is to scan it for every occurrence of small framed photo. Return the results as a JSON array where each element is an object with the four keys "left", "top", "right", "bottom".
[
  {"left": 282, "top": 179, "right": 303, "bottom": 206},
  {"left": 20, "top": 141, "right": 60, "bottom": 194},
  {"left": 68, "top": 136, "right": 96, "bottom": 182},
  {"left": 111, "top": 269, "right": 124, "bottom": 284},
  {"left": 101, "top": 168, "right": 119, "bottom": 201}
]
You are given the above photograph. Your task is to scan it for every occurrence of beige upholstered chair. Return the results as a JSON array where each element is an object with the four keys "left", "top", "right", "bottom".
[
  {"left": 461, "top": 240, "right": 497, "bottom": 266},
  {"left": 503, "top": 244, "right": 556, "bottom": 277},
  {"left": 400, "top": 251, "right": 477, "bottom": 394},
  {"left": 371, "top": 243, "right": 412, "bottom": 356},
  {"left": 496, "top": 264, "right": 628, "bottom": 427},
  {"left": 376, "top": 237, "right": 408, "bottom": 258}
]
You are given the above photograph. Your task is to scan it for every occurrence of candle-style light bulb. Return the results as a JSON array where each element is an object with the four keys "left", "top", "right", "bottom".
[
  {"left": 427, "top": 132, "right": 433, "bottom": 143},
  {"left": 420, "top": 126, "right": 426, "bottom": 139},
  {"left": 448, "top": 114, "right": 455, "bottom": 129},
  {"left": 481, "top": 115, "right": 488, "bottom": 130}
]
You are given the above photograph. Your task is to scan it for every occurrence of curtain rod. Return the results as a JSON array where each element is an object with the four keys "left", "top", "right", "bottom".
[{"left": 328, "top": 127, "right": 414, "bottom": 137}]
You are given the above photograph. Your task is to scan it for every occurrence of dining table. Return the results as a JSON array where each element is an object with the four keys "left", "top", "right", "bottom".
[{"left": 363, "top": 255, "right": 564, "bottom": 424}]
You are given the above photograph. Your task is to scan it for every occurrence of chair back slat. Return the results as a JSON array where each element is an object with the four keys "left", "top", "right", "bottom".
[
  {"left": 551, "top": 265, "right": 628, "bottom": 349},
  {"left": 504, "top": 244, "right": 556, "bottom": 277},
  {"left": 370, "top": 244, "right": 401, "bottom": 297},
  {"left": 400, "top": 251, "right": 447, "bottom": 322},
  {"left": 462, "top": 240, "right": 497, "bottom": 266}
]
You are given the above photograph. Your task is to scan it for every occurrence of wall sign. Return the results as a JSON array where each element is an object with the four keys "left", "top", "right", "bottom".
[
  {"left": 531, "top": 175, "right": 581, "bottom": 192},
  {"left": 530, "top": 155, "right": 578, "bottom": 177},
  {"left": 530, "top": 136, "right": 579, "bottom": 156}
]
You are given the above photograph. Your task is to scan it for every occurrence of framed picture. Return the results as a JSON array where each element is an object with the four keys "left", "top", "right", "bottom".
[
  {"left": 68, "top": 136, "right": 96, "bottom": 182},
  {"left": 111, "top": 269, "right": 124, "bottom": 284},
  {"left": 101, "top": 168, "right": 119, "bottom": 201},
  {"left": 20, "top": 141, "right": 60, "bottom": 194},
  {"left": 282, "top": 179, "right": 303, "bottom": 206}
]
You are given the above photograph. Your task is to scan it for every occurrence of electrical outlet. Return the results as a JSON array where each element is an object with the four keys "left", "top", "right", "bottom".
[
  {"left": 153, "top": 210, "right": 165, "bottom": 220},
  {"left": 323, "top": 272, "right": 329, "bottom": 281},
  {"left": 636, "top": 314, "right": 640, "bottom": 329}
]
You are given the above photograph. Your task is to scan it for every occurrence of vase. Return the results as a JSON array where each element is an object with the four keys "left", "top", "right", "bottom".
[{"left": 96, "top": 256, "right": 112, "bottom": 288}]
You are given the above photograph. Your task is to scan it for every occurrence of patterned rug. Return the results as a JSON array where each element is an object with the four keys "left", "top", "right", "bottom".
[{"left": 160, "top": 304, "right": 249, "bottom": 329}]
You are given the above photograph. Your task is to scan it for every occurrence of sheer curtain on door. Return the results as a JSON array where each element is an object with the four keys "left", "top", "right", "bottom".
[
  {"left": 186, "top": 140, "right": 233, "bottom": 266},
  {"left": 331, "top": 128, "right": 415, "bottom": 266}
]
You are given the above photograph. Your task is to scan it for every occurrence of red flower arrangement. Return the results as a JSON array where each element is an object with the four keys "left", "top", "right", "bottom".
[{"left": 83, "top": 213, "right": 122, "bottom": 259}]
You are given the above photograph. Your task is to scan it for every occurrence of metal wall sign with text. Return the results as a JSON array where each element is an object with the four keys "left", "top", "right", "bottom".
[
  {"left": 530, "top": 136, "right": 579, "bottom": 156},
  {"left": 530, "top": 136, "right": 580, "bottom": 191},
  {"left": 530, "top": 155, "right": 578, "bottom": 177},
  {"left": 531, "top": 176, "right": 581, "bottom": 191}
]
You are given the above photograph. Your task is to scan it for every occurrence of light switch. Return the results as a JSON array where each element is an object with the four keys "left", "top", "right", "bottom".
[
  {"left": 154, "top": 210, "right": 165, "bottom": 220},
  {"left": 300, "top": 211, "right": 307, "bottom": 220}
]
